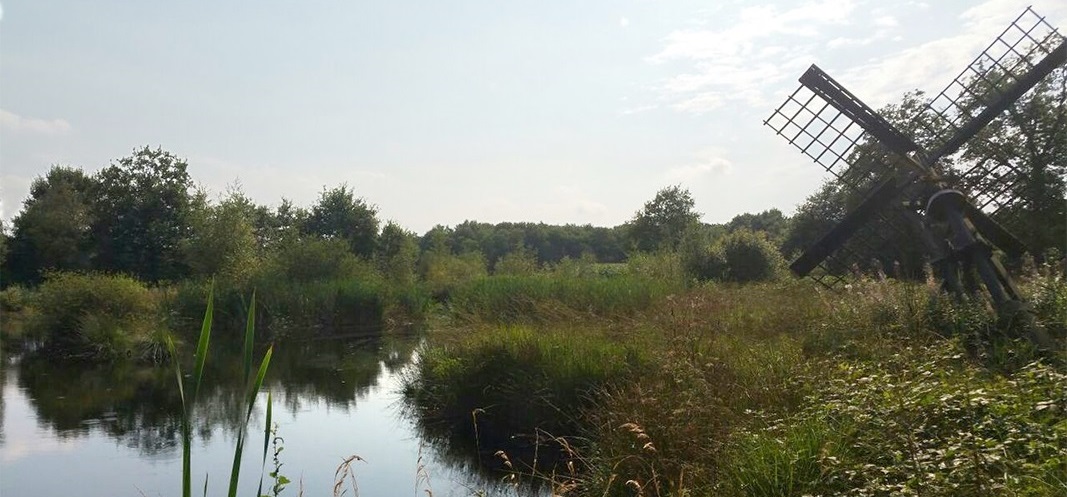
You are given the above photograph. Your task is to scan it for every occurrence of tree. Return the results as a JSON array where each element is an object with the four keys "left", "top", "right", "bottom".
[
  {"left": 304, "top": 184, "right": 379, "bottom": 258},
  {"left": 376, "top": 221, "right": 418, "bottom": 285},
  {"left": 627, "top": 185, "right": 702, "bottom": 252},
  {"left": 956, "top": 65, "right": 1066, "bottom": 260},
  {"left": 182, "top": 187, "right": 260, "bottom": 282},
  {"left": 727, "top": 209, "right": 790, "bottom": 242},
  {"left": 90, "top": 147, "right": 196, "bottom": 282},
  {"left": 4, "top": 166, "right": 96, "bottom": 284}
]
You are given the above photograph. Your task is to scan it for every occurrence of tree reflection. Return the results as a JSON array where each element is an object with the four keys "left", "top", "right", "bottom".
[{"left": 10, "top": 329, "right": 419, "bottom": 457}]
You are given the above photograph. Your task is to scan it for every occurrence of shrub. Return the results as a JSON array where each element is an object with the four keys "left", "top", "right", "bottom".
[
  {"left": 0, "top": 284, "right": 30, "bottom": 312},
  {"left": 29, "top": 271, "right": 163, "bottom": 359},
  {"left": 420, "top": 251, "right": 488, "bottom": 299},
  {"left": 717, "top": 229, "right": 785, "bottom": 283}
]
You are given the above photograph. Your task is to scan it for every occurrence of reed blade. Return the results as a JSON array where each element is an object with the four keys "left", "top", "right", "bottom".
[{"left": 192, "top": 283, "right": 215, "bottom": 402}]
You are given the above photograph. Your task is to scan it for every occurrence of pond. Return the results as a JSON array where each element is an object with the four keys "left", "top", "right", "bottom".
[{"left": 0, "top": 331, "right": 523, "bottom": 497}]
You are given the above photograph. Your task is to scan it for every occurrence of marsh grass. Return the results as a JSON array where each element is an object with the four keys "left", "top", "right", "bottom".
[
  {"left": 404, "top": 324, "right": 650, "bottom": 476},
  {"left": 447, "top": 273, "right": 679, "bottom": 324},
  {"left": 409, "top": 273, "right": 1067, "bottom": 496},
  {"left": 27, "top": 271, "right": 168, "bottom": 360}
]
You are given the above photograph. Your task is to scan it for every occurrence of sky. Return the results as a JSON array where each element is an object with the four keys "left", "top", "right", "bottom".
[{"left": 2, "top": 0, "right": 1065, "bottom": 235}]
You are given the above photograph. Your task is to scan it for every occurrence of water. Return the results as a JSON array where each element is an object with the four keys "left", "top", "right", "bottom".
[{"left": 0, "top": 331, "right": 519, "bottom": 497}]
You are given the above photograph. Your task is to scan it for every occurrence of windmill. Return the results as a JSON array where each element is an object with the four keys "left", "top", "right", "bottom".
[{"left": 764, "top": 7, "right": 1064, "bottom": 346}]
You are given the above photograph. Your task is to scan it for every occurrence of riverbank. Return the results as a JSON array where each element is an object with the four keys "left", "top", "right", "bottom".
[{"left": 405, "top": 274, "right": 1067, "bottom": 496}]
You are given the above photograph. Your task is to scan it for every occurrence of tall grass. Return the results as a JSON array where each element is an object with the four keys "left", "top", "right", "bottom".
[
  {"left": 447, "top": 272, "right": 679, "bottom": 323},
  {"left": 169, "top": 286, "right": 274, "bottom": 497},
  {"left": 28, "top": 271, "right": 167, "bottom": 360},
  {"left": 404, "top": 325, "right": 650, "bottom": 474},
  {"left": 408, "top": 274, "right": 1067, "bottom": 496}
]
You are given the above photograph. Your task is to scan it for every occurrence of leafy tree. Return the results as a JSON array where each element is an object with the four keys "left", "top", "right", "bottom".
[
  {"left": 182, "top": 188, "right": 260, "bottom": 282},
  {"left": 376, "top": 221, "right": 418, "bottom": 285},
  {"left": 956, "top": 65, "right": 1066, "bottom": 260},
  {"left": 304, "top": 184, "right": 379, "bottom": 258},
  {"left": 253, "top": 198, "right": 307, "bottom": 250},
  {"left": 627, "top": 185, "right": 702, "bottom": 252},
  {"left": 90, "top": 146, "right": 196, "bottom": 282},
  {"left": 493, "top": 244, "right": 538, "bottom": 275},
  {"left": 0, "top": 219, "right": 8, "bottom": 271},
  {"left": 4, "top": 166, "right": 96, "bottom": 284},
  {"left": 727, "top": 209, "right": 790, "bottom": 243}
]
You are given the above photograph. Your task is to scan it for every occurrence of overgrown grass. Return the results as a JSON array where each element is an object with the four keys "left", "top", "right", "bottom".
[
  {"left": 447, "top": 272, "right": 679, "bottom": 323},
  {"left": 404, "top": 325, "right": 651, "bottom": 474},
  {"left": 26, "top": 271, "right": 169, "bottom": 360},
  {"left": 407, "top": 274, "right": 1067, "bottom": 496}
]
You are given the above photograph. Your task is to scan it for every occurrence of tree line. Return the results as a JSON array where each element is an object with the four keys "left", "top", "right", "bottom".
[{"left": 2, "top": 64, "right": 1062, "bottom": 288}]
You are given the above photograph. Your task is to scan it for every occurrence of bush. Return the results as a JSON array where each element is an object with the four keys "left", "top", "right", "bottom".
[
  {"left": 420, "top": 251, "right": 488, "bottom": 299},
  {"left": 0, "top": 285, "right": 30, "bottom": 312},
  {"left": 717, "top": 229, "right": 784, "bottom": 283},
  {"left": 29, "top": 271, "right": 163, "bottom": 359}
]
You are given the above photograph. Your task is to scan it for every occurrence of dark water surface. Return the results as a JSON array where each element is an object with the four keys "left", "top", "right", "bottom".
[{"left": 0, "top": 331, "right": 516, "bottom": 497}]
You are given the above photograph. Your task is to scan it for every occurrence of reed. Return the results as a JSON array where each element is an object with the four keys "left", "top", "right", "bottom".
[{"left": 169, "top": 285, "right": 274, "bottom": 497}]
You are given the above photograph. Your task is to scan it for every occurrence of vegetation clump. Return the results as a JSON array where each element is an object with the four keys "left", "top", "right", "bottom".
[{"left": 28, "top": 271, "right": 166, "bottom": 360}]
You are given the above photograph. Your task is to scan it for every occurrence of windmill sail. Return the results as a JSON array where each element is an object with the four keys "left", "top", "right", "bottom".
[{"left": 765, "top": 6, "right": 1065, "bottom": 289}]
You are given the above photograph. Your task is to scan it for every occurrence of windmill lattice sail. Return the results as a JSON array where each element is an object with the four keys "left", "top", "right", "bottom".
[{"left": 917, "top": 6, "right": 1065, "bottom": 215}]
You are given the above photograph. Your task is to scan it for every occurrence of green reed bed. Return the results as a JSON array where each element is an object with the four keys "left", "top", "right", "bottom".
[
  {"left": 167, "top": 275, "right": 429, "bottom": 337},
  {"left": 447, "top": 272, "right": 680, "bottom": 323},
  {"left": 408, "top": 275, "right": 1067, "bottom": 496},
  {"left": 404, "top": 325, "right": 650, "bottom": 470},
  {"left": 25, "top": 271, "right": 170, "bottom": 360}
]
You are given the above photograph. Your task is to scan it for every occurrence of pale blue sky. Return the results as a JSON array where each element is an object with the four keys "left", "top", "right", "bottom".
[{"left": 2, "top": 0, "right": 1064, "bottom": 233}]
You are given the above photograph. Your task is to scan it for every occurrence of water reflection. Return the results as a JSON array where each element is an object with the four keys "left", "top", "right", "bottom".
[
  {"left": 11, "top": 329, "right": 420, "bottom": 458},
  {"left": 2, "top": 328, "right": 543, "bottom": 497}
]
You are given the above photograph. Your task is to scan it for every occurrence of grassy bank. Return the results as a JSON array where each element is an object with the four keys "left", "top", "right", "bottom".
[{"left": 405, "top": 273, "right": 1067, "bottom": 496}]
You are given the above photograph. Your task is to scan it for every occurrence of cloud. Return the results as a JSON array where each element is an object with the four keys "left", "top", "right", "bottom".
[
  {"left": 838, "top": 0, "right": 1067, "bottom": 107},
  {"left": 619, "top": 104, "right": 658, "bottom": 116},
  {"left": 0, "top": 109, "right": 72, "bottom": 134},
  {"left": 619, "top": 17, "right": 630, "bottom": 28},
  {"left": 648, "top": 0, "right": 858, "bottom": 114},
  {"left": 664, "top": 157, "right": 732, "bottom": 183}
]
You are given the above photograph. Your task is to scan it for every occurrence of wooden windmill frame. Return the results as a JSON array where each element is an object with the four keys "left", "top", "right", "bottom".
[{"left": 764, "top": 7, "right": 1065, "bottom": 346}]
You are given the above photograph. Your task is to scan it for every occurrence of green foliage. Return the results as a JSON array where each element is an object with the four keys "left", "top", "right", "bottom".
[
  {"left": 448, "top": 272, "right": 676, "bottom": 323},
  {"left": 627, "top": 185, "right": 702, "bottom": 252},
  {"left": 4, "top": 166, "right": 96, "bottom": 284},
  {"left": 91, "top": 146, "right": 196, "bottom": 282},
  {"left": 170, "top": 287, "right": 274, "bottom": 497},
  {"left": 492, "top": 244, "right": 539, "bottom": 275},
  {"left": 717, "top": 229, "right": 785, "bottom": 283},
  {"left": 419, "top": 250, "right": 488, "bottom": 299},
  {"left": 0, "top": 284, "right": 30, "bottom": 313},
  {"left": 264, "top": 237, "right": 366, "bottom": 283},
  {"left": 304, "top": 184, "right": 379, "bottom": 258},
  {"left": 405, "top": 325, "right": 648, "bottom": 454},
  {"left": 684, "top": 229, "right": 785, "bottom": 283},
  {"left": 723, "top": 347, "right": 1067, "bottom": 497},
  {"left": 726, "top": 208, "right": 790, "bottom": 244},
  {"left": 183, "top": 188, "right": 261, "bottom": 283},
  {"left": 376, "top": 221, "right": 419, "bottom": 285},
  {"left": 29, "top": 271, "right": 163, "bottom": 359}
]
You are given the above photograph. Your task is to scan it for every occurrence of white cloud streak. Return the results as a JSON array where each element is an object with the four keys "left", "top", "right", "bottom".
[
  {"left": 0, "top": 109, "right": 71, "bottom": 134},
  {"left": 648, "top": 0, "right": 858, "bottom": 113},
  {"left": 839, "top": 0, "right": 1067, "bottom": 107},
  {"left": 664, "top": 157, "right": 732, "bottom": 183}
]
